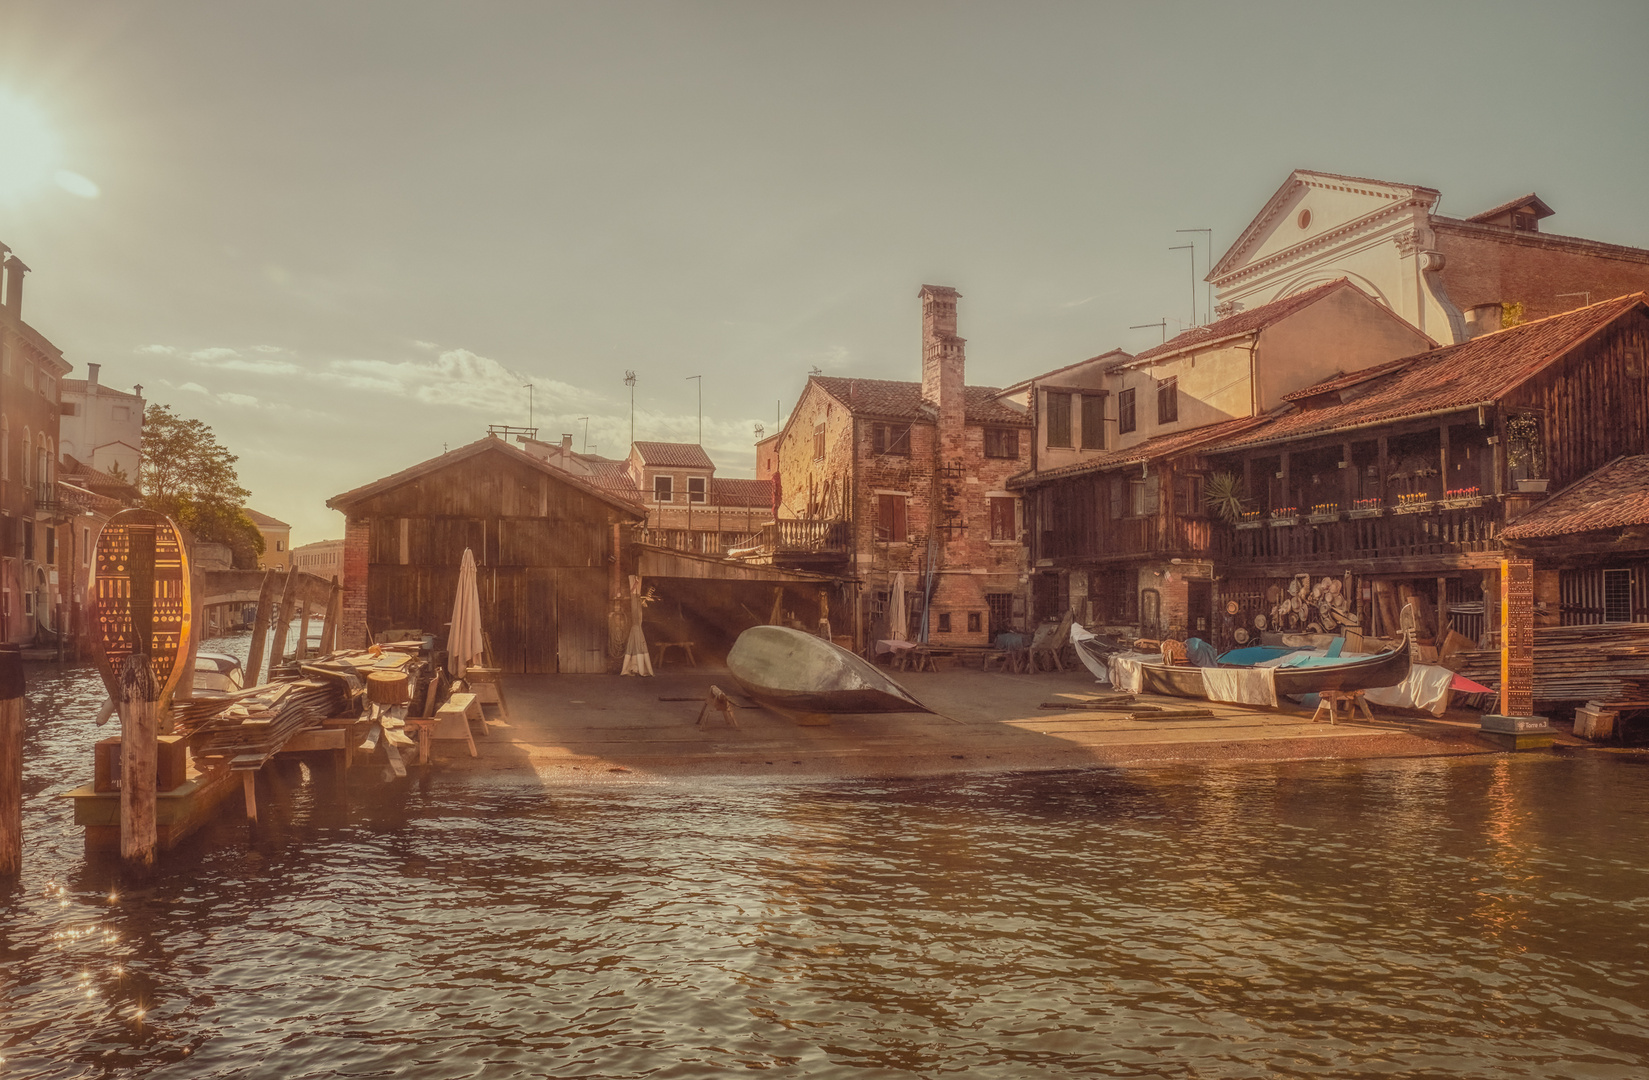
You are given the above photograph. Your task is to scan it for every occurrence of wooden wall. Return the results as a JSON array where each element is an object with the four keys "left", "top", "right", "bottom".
[
  {"left": 1514, "top": 309, "right": 1649, "bottom": 490},
  {"left": 347, "top": 450, "right": 634, "bottom": 673}
]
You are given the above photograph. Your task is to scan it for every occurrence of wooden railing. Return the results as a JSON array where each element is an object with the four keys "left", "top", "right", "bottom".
[
  {"left": 637, "top": 528, "right": 761, "bottom": 556},
  {"left": 747, "top": 519, "right": 852, "bottom": 561},
  {"left": 1039, "top": 515, "right": 1216, "bottom": 562},
  {"left": 1219, "top": 501, "right": 1500, "bottom": 566}
]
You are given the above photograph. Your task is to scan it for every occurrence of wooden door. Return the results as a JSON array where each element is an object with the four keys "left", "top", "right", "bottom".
[{"left": 555, "top": 568, "right": 610, "bottom": 673}]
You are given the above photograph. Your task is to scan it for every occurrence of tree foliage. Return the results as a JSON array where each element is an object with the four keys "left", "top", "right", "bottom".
[{"left": 140, "top": 404, "right": 265, "bottom": 568}]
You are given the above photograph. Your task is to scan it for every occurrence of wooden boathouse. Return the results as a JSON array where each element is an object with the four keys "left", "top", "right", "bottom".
[{"left": 328, "top": 436, "right": 645, "bottom": 673}]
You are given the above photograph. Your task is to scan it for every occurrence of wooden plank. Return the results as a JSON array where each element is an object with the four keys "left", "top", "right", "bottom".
[
  {"left": 0, "top": 645, "right": 21, "bottom": 877},
  {"left": 268, "top": 569, "right": 301, "bottom": 670},
  {"left": 245, "top": 569, "right": 278, "bottom": 686}
]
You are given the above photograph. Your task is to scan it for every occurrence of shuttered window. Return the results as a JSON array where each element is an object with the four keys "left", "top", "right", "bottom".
[
  {"left": 871, "top": 423, "right": 911, "bottom": 456},
  {"left": 1080, "top": 394, "right": 1105, "bottom": 450},
  {"left": 1158, "top": 377, "right": 1178, "bottom": 424},
  {"left": 984, "top": 428, "right": 1019, "bottom": 458},
  {"left": 1118, "top": 388, "right": 1136, "bottom": 434},
  {"left": 1047, "top": 391, "right": 1073, "bottom": 447},
  {"left": 875, "top": 494, "right": 908, "bottom": 543},
  {"left": 989, "top": 496, "right": 1016, "bottom": 541}
]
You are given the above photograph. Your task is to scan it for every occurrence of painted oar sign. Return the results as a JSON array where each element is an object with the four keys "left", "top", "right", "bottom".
[{"left": 92, "top": 509, "right": 193, "bottom": 706}]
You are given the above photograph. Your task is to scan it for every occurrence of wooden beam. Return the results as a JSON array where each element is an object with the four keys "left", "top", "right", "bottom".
[
  {"left": 117, "top": 655, "right": 160, "bottom": 869},
  {"left": 1377, "top": 436, "right": 1389, "bottom": 503},
  {"left": 245, "top": 570, "right": 278, "bottom": 686},
  {"left": 1438, "top": 423, "right": 1451, "bottom": 494},
  {"left": 0, "top": 645, "right": 22, "bottom": 877},
  {"left": 268, "top": 569, "right": 301, "bottom": 671}
]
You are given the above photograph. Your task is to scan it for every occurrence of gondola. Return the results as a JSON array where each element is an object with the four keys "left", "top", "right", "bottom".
[
  {"left": 1136, "top": 633, "right": 1413, "bottom": 701},
  {"left": 727, "top": 625, "right": 931, "bottom": 720}
]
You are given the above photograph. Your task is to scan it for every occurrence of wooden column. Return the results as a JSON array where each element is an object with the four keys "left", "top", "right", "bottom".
[
  {"left": 245, "top": 570, "right": 278, "bottom": 686},
  {"left": 319, "top": 576, "right": 341, "bottom": 655},
  {"left": 1377, "top": 436, "right": 1390, "bottom": 501},
  {"left": 1438, "top": 423, "right": 1451, "bottom": 495},
  {"left": 296, "top": 598, "right": 312, "bottom": 661},
  {"left": 1342, "top": 441, "right": 1356, "bottom": 507},
  {"left": 1, "top": 644, "right": 23, "bottom": 878},
  {"left": 1491, "top": 408, "right": 1507, "bottom": 496},
  {"left": 1241, "top": 456, "right": 1254, "bottom": 506},
  {"left": 268, "top": 570, "right": 301, "bottom": 672},
  {"left": 118, "top": 654, "right": 161, "bottom": 869}
]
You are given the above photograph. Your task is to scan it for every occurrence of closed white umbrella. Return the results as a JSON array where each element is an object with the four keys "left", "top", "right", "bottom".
[
  {"left": 891, "top": 572, "right": 908, "bottom": 642},
  {"left": 447, "top": 547, "right": 486, "bottom": 678},
  {"left": 621, "top": 575, "right": 654, "bottom": 677}
]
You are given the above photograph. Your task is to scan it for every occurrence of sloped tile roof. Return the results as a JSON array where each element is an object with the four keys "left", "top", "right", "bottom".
[
  {"left": 710, "top": 477, "right": 774, "bottom": 507},
  {"left": 244, "top": 508, "right": 289, "bottom": 528},
  {"left": 998, "top": 348, "right": 1133, "bottom": 395},
  {"left": 1130, "top": 280, "right": 1353, "bottom": 364},
  {"left": 1502, "top": 456, "right": 1649, "bottom": 540},
  {"left": 632, "top": 441, "right": 716, "bottom": 469},
  {"left": 1467, "top": 192, "right": 1554, "bottom": 224},
  {"left": 1208, "top": 294, "right": 1649, "bottom": 452},
  {"left": 1008, "top": 415, "right": 1269, "bottom": 488},
  {"left": 56, "top": 481, "right": 125, "bottom": 515},
  {"left": 811, "top": 376, "right": 1031, "bottom": 425},
  {"left": 61, "top": 378, "right": 144, "bottom": 401}
]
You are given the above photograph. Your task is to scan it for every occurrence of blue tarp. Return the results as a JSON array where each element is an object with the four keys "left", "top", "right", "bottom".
[{"left": 1216, "top": 646, "right": 1294, "bottom": 666}]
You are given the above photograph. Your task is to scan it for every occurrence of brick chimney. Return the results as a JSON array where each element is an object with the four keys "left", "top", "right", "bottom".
[
  {"left": 919, "top": 285, "right": 965, "bottom": 438},
  {"left": 2, "top": 253, "right": 26, "bottom": 317},
  {"left": 87, "top": 362, "right": 101, "bottom": 391}
]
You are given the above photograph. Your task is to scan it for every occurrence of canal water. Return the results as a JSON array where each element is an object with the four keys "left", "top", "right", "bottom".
[{"left": 3, "top": 646, "right": 1648, "bottom": 1078}]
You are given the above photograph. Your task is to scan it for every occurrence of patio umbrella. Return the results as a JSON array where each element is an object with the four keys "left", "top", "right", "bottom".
[
  {"left": 447, "top": 547, "right": 486, "bottom": 678},
  {"left": 891, "top": 572, "right": 908, "bottom": 642},
  {"left": 621, "top": 574, "right": 654, "bottom": 677}
]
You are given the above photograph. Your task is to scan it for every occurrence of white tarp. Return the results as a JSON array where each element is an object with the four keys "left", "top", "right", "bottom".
[
  {"left": 1201, "top": 666, "right": 1279, "bottom": 708},
  {"left": 447, "top": 547, "right": 486, "bottom": 678},
  {"left": 1069, "top": 625, "right": 1111, "bottom": 684},
  {"left": 1364, "top": 663, "right": 1455, "bottom": 717},
  {"left": 891, "top": 572, "right": 908, "bottom": 642}
]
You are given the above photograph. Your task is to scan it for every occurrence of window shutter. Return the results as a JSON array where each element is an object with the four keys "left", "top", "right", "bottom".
[{"left": 1080, "top": 395, "right": 1104, "bottom": 450}]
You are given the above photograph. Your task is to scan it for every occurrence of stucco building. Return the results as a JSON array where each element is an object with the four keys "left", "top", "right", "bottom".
[
  {"left": 1211, "top": 169, "right": 1649, "bottom": 345},
  {"left": 246, "top": 508, "right": 291, "bottom": 570},
  {"left": 58, "top": 362, "right": 145, "bottom": 481},
  {"left": 291, "top": 537, "right": 344, "bottom": 583}
]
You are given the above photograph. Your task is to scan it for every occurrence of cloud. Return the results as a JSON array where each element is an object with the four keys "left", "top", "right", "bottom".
[
  {"left": 178, "top": 381, "right": 209, "bottom": 394},
  {"left": 190, "top": 347, "right": 237, "bottom": 361},
  {"left": 219, "top": 392, "right": 260, "bottom": 407},
  {"left": 137, "top": 344, "right": 177, "bottom": 355}
]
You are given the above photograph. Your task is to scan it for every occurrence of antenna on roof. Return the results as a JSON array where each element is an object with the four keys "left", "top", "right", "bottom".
[
  {"left": 624, "top": 371, "right": 637, "bottom": 445},
  {"left": 809, "top": 366, "right": 822, "bottom": 376},
  {"left": 577, "top": 416, "right": 590, "bottom": 453},
  {"left": 754, "top": 423, "right": 765, "bottom": 441},
  {"left": 1177, "top": 227, "right": 1212, "bottom": 323},
  {"left": 1130, "top": 319, "right": 1168, "bottom": 343},
  {"left": 686, "top": 374, "right": 702, "bottom": 445},
  {"left": 1170, "top": 244, "right": 1196, "bottom": 327}
]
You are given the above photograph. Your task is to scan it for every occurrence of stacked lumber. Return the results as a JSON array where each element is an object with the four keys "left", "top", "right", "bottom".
[
  {"left": 1452, "top": 624, "right": 1649, "bottom": 704},
  {"left": 189, "top": 678, "right": 353, "bottom": 770}
]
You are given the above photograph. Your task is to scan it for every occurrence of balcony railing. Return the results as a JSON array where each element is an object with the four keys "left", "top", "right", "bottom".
[
  {"left": 762, "top": 519, "right": 851, "bottom": 556},
  {"left": 1219, "top": 501, "right": 1499, "bottom": 565},
  {"left": 637, "top": 528, "right": 761, "bottom": 556},
  {"left": 31, "top": 483, "right": 57, "bottom": 514},
  {"left": 1038, "top": 515, "right": 1216, "bottom": 562}
]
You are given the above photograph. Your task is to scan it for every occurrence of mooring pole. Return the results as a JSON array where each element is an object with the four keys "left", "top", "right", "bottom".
[
  {"left": 1, "top": 643, "right": 24, "bottom": 878},
  {"left": 268, "top": 570, "right": 301, "bottom": 673},
  {"left": 117, "top": 654, "right": 161, "bottom": 869}
]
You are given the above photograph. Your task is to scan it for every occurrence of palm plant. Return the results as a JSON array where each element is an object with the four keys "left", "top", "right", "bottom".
[{"left": 1202, "top": 472, "right": 1250, "bottom": 523}]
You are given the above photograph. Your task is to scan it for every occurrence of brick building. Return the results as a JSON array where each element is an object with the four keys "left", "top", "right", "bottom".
[
  {"left": 0, "top": 246, "right": 72, "bottom": 644},
  {"left": 760, "top": 285, "right": 1033, "bottom": 647}
]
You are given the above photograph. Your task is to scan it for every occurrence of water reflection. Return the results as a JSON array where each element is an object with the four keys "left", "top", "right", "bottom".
[{"left": 3, "top": 657, "right": 1649, "bottom": 1076}]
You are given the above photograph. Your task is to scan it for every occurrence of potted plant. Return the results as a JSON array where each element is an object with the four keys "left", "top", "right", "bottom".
[
  {"left": 1202, "top": 472, "right": 1250, "bottom": 524},
  {"left": 1348, "top": 497, "right": 1384, "bottom": 519},
  {"left": 1508, "top": 415, "right": 1547, "bottom": 492},
  {"left": 1392, "top": 491, "right": 1433, "bottom": 514},
  {"left": 1269, "top": 506, "right": 1299, "bottom": 527},
  {"left": 1307, "top": 502, "right": 1340, "bottom": 523}
]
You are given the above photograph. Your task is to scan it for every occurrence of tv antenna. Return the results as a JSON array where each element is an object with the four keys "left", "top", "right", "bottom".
[
  {"left": 623, "top": 370, "right": 636, "bottom": 445},
  {"left": 1177, "top": 227, "right": 1212, "bottom": 323},
  {"left": 576, "top": 416, "right": 590, "bottom": 453},
  {"left": 1130, "top": 319, "right": 1168, "bottom": 343},
  {"left": 1170, "top": 244, "right": 1196, "bottom": 327},
  {"left": 686, "top": 374, "right": 702, "bottom": 445}
]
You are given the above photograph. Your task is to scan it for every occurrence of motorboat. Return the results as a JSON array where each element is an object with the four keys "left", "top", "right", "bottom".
[
  {"left": 193, "top": 651, "right": 246, "bottom": 697},
  {"left": 727, "top": 625, "right": 930, "bottom": 721}
]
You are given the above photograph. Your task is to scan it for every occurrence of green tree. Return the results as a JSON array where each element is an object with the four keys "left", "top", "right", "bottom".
[{"left": 140, "top": 403, "right": 266, "bottom": 568}]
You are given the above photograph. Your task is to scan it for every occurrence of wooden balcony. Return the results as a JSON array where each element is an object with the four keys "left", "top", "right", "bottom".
[
  {"left": 1219, "top": 501, "right": 1502, "bottom": 571},
  {"left": 720, "top": 519, "right": 853, "bottom": 568},
  {"left": 637, "top": 528, "right": 760, "bottom": 556},
  {"left": 1039, "top": 515, "right": 1216, "bottom": 564}
]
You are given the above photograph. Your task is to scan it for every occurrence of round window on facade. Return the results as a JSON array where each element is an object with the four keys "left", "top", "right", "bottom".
[{"left": 1297, "top": 208, "right": 1312, "bottom": 229}]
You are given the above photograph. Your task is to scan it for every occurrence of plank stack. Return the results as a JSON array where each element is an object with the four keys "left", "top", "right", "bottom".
[{"left": 1452, "top": 623, "right": 1649, "bottom": 705}]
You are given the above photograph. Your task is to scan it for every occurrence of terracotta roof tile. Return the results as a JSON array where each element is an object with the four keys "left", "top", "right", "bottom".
[
  {"left": 811, "top": 376, "right": 1031, "bottom": 426},
  {"left": 1503, "top": 456, "right": 1649, "bottom": 540},
  {"left": 1008, "top": 415, "right": 1269, "bottom": 488},
  {"left": 1466, "top": 193, "right": 1554, "bottom": 224},
  {"left": 1130, "top": 280, "right": 1352, "bottom": 365},
  {"left": 1208, "top": 294, "right": 1649, "bottom": 452},
  {"left": 998, "top": 348, "right": 1132, "bottom": 395},
  {"left": 244, "top": 508, "right": 289, "bottom": 528},
  {"left": 632, "top": 442, "right": 715, "bottom": 469},
  {"left": 710, "top": 477, "right": 773, "bottom": 506}
]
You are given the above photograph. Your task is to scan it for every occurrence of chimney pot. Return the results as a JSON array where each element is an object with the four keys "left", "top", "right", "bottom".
[
  {"left": 87, "top": 362, "right": 101, "bottom": 390},
  {"left": 561, "top": 433, "right": 573, "bottom": 452},
  {"left": 1464, "top": 302, "right": 1504, "bottom": 339},
  {"left": 3, "top": 254, "right": 29, "bottom": 317}
]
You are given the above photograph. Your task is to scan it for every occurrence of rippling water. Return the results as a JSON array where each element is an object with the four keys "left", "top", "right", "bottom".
[{"left": 4, "top": 647, "right": 1649, "bottom": 1078}]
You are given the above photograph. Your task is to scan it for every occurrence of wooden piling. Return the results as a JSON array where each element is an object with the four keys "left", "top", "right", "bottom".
[
  {"left": 245, "top": 569, "right": 278, "bottom": 686},
  {"left": 268, "top": 570, "right": 301, "bottom": 671},
  {"left": 296, "top": 599, "right": 311, "bottom": 662},
  {"left": 117, "top": 654, "right": 161, "bottom": 869},
  {"left": 1, "top": 643, "right": 23, "bottom": 877},
  {"left": 319, "top": 577, "right": 341, "bottom": 655}
]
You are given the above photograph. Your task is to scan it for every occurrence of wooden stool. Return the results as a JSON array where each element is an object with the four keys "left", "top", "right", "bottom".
[
  {"left": 697, "top": 685, "right": 740, "bottom": 729},
  {"left": 653, "top": 642, "right": 697, "bottom": 668},
  {"left": 463, "top": 667, "right": 508, "bottom": 726},
  {"left": 406, "top": 693, "right": 482, "bottom": 763},
  {"left": 1311, "top": 689, "right": 1373, "bottom": 725}
]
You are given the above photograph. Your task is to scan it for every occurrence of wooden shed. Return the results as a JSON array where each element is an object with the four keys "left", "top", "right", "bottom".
[{"left": 327, "top": 436, "right": 644, "bottom": 673}]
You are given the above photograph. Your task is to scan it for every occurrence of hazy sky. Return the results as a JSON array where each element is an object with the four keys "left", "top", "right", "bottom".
[{"left": 3, "top": 1, "right": 1647, "bottom": 544}]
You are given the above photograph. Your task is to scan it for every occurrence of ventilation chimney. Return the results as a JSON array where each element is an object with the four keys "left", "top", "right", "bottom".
[
  {"left": 87, "top": 362, "right": 101, "bottom": 391},
  {"left": 919, "top": 285, "right": 965, "bottom": 438},
  {"left": 561, "top": 433, "right": 573, "bottom": 452},
  {"left": 3, "top": 254, "right": 27, "bottom": 317},
  {"left": 1464, "top": 302, "right": 1504, "bottom": 339}
]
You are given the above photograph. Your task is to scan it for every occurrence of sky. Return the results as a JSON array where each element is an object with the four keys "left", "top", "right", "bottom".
[{"left": 2, "top": 1, "right": 1647, "bottom": 545}]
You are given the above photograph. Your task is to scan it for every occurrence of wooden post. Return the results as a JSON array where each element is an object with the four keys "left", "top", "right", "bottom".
[
  {"left": 319, "top": 576, "right": 341, "bottom": 655},
  {"left": 1342, "top": 441, "right": 1356, "bottom": 507},
  {"left": 1, "top": 643, "right": 23, "bottom": 878},
  {"left": 296, "top": 597, "right": 311, "bottom": 661},
  {"left": 268, "top": 570, "right": 301, "bottom": 673},
  {"left": 118, "top": 654, "right": 161, "bottom": 869},
  {"left": 1438, "top": 423, "right": 1451, "bottom": 496},
  {"left": 1377, "top": 436, "right": 1390, "bottom": 501},
  {"left": 245, "top": 569, "right": 278, "bottom": 686}
]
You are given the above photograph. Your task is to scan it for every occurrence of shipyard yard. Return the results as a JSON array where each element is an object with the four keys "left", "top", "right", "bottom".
[{"left": 468, "top": 666, "right": 1505, "bottom": 781}]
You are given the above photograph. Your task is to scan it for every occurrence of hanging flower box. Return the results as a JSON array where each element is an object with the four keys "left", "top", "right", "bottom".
[
  {"left": 1438, "top": 487, "right": 1483, "bottom": 510},
  {"left": 1233, "top": 520, "right": 1264, "bottom": 531},
  {"left": 1307, "top": 503, "right": 1341, "bottom": 524},
  {"left": 1392, "top": 499, "right": 1433, "bottom": 515},
  {"left": 1268, "top": 516, "right": 1299, "bottom": 528},
  {"left": 1347, "top": 498, "right": 1384, "bottom": 520}
]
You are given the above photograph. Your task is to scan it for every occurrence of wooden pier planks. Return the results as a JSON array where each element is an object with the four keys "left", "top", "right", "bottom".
[{"left": 1453, "top": 623, "right": 1649, "bottom": 704}]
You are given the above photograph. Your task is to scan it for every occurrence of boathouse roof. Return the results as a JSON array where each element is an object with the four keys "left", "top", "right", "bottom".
[{"left": 1503, "top": 455, "right": 1649, "bottom": 541}]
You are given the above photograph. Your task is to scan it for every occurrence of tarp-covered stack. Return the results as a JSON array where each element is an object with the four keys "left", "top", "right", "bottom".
[{"left": 1453, "top": 623, "right": 1649, "bottom": 705}]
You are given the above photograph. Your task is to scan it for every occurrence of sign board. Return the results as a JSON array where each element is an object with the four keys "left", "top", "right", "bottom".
[
  {"left": 1500, "top": 558, "right": 1535, "bottom": 717},
  {"left": 92, "top": 509, "right": 192, "bottom": 706}
]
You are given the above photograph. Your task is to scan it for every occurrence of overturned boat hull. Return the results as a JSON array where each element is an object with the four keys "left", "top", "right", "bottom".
[{"left": 727, "top": 626, "right": 930, "bottom": 716}]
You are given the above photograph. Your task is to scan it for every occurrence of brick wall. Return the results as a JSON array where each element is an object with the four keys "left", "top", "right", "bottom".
[
  {"left": 1436, "top": 223, "right": 1649, "bottom": 323},
  {"left": 339, "top": 516, "right": 371, "bottom": 648}
]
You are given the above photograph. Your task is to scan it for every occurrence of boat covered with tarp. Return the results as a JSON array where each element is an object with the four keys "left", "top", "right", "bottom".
[{"left": 728, "top": 625, "right": 930, "bottom": 717}]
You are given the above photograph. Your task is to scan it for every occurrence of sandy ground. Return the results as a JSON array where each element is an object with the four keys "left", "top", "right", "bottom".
[{"left": 428, "top": 663, "right": 1521, "bottom": 783}]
